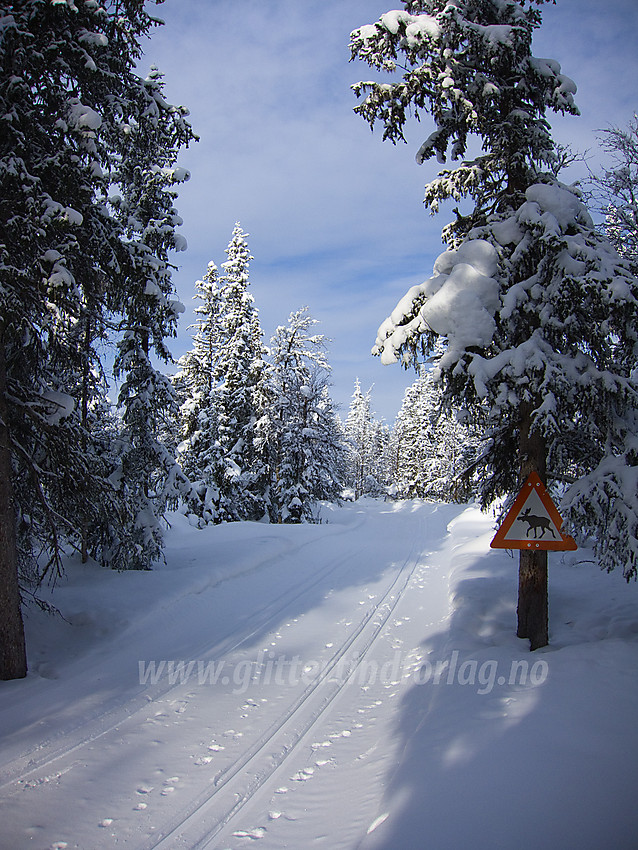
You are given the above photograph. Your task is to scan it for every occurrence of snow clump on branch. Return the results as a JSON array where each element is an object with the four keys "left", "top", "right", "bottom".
[{"left": 373, "top": 239, "right": 499, "bottom": 366}]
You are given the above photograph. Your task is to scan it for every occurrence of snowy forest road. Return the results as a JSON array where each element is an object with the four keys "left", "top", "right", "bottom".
[
  {"left": 0, "top": 500, "right": 461, "bottom": 849},
  {"left": 142, "top": 510, "right": 430, "bottom": 849},
  {"left": 0, "top": 512, "right": 369, "bottom": 792}
]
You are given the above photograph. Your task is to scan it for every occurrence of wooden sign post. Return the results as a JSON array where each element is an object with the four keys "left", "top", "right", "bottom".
[{"left": 490, "top": 472, "right": 577, "bottom": 650}]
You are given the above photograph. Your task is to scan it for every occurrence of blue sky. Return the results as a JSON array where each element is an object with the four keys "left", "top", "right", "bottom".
[{"left": 141, "top": 0, "right": 638, "bottom": 423}]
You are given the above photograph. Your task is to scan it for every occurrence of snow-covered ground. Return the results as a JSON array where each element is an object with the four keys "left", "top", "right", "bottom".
[{"left": 1, "top": 499, "right": 637, "bottom": 850}]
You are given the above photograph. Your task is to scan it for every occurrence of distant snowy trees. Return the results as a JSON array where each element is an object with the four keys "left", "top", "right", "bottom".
[
  {"left": 351, "top": 0, "right": 638, "bottom": 640},
  {"left": 341, "top": 380, "right": 389, "bottom": 498},
  {"left": 0, "top": 0, "right": 195, "bottom": 678},
  {"left": 392, "top": 365, "right": 479, "bottom": 502}
]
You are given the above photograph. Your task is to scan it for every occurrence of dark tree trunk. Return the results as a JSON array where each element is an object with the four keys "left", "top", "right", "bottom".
[
  {"left": 517, "top": 402, "right": 548, "bottom": 651},
  {"left": 80, "top": 318, "right": 91, "bottom": 564},
  {"left": 517, "top": 549, "right": 548, "bottom": 650},
  {"left": 0, "top": 336, "right": 28, "bottom": 680}
]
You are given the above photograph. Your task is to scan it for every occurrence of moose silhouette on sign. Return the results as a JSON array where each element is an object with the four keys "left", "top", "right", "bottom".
[{"left": 518, "top": 507, "right": 558, "bottom": 539}]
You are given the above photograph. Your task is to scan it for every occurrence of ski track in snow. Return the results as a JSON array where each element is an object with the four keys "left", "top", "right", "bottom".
[
  {"left": 0, "top": 501, "right": 452, "bottom": 849},
  {"left": 140, "top": 514, "right": 425, "bottom": 848},
  {"left": 0, "top": 516, "right": 364, "bottom": 794}
]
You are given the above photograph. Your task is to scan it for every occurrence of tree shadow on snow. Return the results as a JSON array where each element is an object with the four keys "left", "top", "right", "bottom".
[{"left": 357, "top": 530, "right": 638, "bottom": 850}]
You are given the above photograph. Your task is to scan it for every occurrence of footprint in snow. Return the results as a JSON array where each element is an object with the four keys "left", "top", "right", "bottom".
[
  {"left": 233, "top": 827, "right": 267, "bottom": 839},
  {"left": 291, "top": 767, "right": 314, "bottom": 781},
  {"left": 160, "top": 776, "right": 180, "bottom": 795}
]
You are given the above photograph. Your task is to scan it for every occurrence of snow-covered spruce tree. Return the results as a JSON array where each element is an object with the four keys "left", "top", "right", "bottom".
[
  {"left": 368, "top": 419, "right": 392, "bottom": 496},
  {"left": 111, "top": 66, "right": 196, "bottom": 569},
  {"left": 177, "top": 261, "right": 221, "bottom": 458},
  {"left": 303, "top": 382, "right": 347, "bottom": 508},
  {"left": 344, "top": 380, "right": 384, "bottom": 498},
  {"left": 351, "top": 2, "right": 638, "bottom": 645},
  {"left": 393, "top": 370, "right": 437, "bottom": 498},
  {"left": 261, "top": 307, "right": 345, "bottom": 522},
  {"left": 173, "top": 261, "right": 223, "bottom": 525},
  {"left": 206, "top": 224, "right": 269, "bottom": 522},
  {"left": 393, "top": 365, "right": 479, "bottom": 501},
  {"left": 0, "top": 0, "right": 193, "bottom": 676}
]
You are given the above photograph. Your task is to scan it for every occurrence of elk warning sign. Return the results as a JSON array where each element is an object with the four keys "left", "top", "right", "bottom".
[{"left": 490, "top": 471, "right": 577, "bottom": 551}]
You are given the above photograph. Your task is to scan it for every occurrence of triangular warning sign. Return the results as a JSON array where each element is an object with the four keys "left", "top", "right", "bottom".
[{"left": 490, "top": 471, "right": 577, "bottom": 551}]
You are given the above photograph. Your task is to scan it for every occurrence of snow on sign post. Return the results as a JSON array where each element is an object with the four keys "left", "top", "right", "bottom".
[
  {"left": 490, "top": 472, "right": 577, "bottom": 552},
  {"left": 491, "top": 472, "right": 577, "bottom": 652}
]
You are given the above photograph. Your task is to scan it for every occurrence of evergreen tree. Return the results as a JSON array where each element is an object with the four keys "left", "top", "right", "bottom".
[
  {"left": 262, "top": 307, "right": 345, "bottom": 522},
  {"left": 111, "top": 66, "right": 196, "bottom": 570},
  {"left": 174, "top": 261, "right": 224, "bottom": 525},
  {"left": 0, "top": 1, "right": 193, "bottom": 677},
  {"left": 344, "top": 380, "right": 383, "bottom": 498},
  {"left": 178, "top": 261, "right": 222, "bottom": 453},
  {"left": 367, "top": 419, "right": 392, "bottom": 495},
  {"left": 188, "top": 225, "right": 268, "bottom": 522},
  {"left": 351, "top": 2, "right": 638, "bottom": 643},
  {"left": 393, "top": 365, "right": 479, "bottom": 501},
  {"left": 393, "top": 370, "right": 435, "bottom": 498}
]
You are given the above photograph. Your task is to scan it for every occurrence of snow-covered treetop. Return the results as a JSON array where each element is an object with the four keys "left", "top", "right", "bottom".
[
  {"left": 271, "top": 307, "right": 330, "bottom": 375},
  {"left": 222, "top": 223, "right": 253, "bottom": 288},
  {"left": 350, "top": 0, "right": 579, "bottom": 232}
]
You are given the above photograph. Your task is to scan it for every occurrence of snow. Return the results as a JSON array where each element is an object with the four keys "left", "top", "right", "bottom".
[
  {"left": 354, "top": 10, "right": 441, "bottom": 46},
  {"left": 374, "top": 240, "right": 499, "bottom": 364},
  {"left": 529, "top": 56, "right": 578, "bottom": 100},
  {"left": 522, "top": 182, "right": 593, "bottom": 232},
  {"left": 1, "top": 500, "right": 637, "bottom": 849},
  {"left": 405, "top": 15, "right": 441, "bottom": 45},
  {"left": 379, "top": 10, "right": 412, "bottom": 35},
  {"left": 67, "top": 99, "right": 103, "bottom": 131},
  {"left": 41, "top": 390, "right": 75, "bottom": 425},
  {"left": 78, "top": 29, "right": 108, "bottom": 47}
]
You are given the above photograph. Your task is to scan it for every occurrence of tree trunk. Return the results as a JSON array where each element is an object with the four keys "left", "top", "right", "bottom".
[
  {"left": 517, "top": 401, "right": 548, "bottom": 651},
  {"left": 0, "top": 336, "right": 28, "bottom": 679}
]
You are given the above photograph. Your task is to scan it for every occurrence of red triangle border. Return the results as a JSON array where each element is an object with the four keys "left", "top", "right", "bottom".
[{"left": 490, "top": 471, "right": 578, "bottom": 551}]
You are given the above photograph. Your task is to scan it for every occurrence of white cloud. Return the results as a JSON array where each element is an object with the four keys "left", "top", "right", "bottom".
[{"left": 143, "top": 0, "right": 638, "bottom": 422}]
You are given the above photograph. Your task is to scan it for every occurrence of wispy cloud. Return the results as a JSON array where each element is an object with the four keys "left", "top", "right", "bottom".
[{"left": 142, "top": 0, "right": 638, "bottom": 422}]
